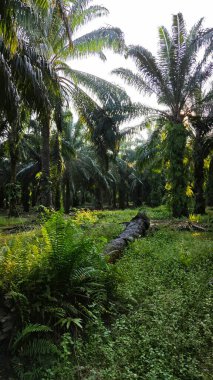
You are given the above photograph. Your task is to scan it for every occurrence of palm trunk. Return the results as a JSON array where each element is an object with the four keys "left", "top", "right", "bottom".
[
  {"left": 118, "top": 187, "right": 125, "bottom": 209},
  {"left": 126, "top": 193, "right": 129, "bottom": 208},
  {"left": 193, "top": 131, "right": 205, "bottom": 214},
  {"left": 166, "top": 123, "right": 188, "bottom": 218},
  {"left": 54, "top": 133, "right": 62, "bottom": 210},
  {"left": 73, "top": 192, "right": 79, "bottom": 207},
  {"left": 22, "top": 183, "right": 30, "bottom": 212},
  {"left": 41, "top": 116, "right": 52, "bottom": 207},
  {"left": 81, "top": 191, "right": 86, "bottom": 207},
  {"left": 112, "top": 185, "right": 117, "bottom": 209},
  {"left": 206, "top": 155, "right": 213, "bottom": 207},
  {"left": 94, "top": 187, "right": 103, "bottom": 209},
  {"left": 55, "top": 184, "right": 61, "bottom": 210},
  {"left": 64, "top": 177, "right": 71, "bottom": 214},
  {"left": 31, "top": 181, "right": 37, "bottom": 207},
  {"left": 8, "top": 131, "right": 19, "bottom": 216},
  {"left": 133, "top": 183, "right": 143, "bottom": 207},
  {"left": 0, "top": 186, "right": 4, "bottom": 208}
]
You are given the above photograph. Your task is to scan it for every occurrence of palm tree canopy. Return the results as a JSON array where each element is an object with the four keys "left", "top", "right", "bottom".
[{"left": 113, "top": 13, "right": 213, "bottom": 123}]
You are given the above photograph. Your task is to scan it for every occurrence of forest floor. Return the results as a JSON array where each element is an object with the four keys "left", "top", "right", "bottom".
[
  {"left": 72, "top": 206, "right": 213, "bottom": 380},
  {"left": 0, "top": 205, "right": 213, "bottom": 379}
]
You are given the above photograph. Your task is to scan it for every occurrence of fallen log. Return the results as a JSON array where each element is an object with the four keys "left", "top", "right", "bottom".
[
  {"left": 104, "top": 211, "right": 150, "bottom": 263},
  {"left": 177, "top": 222, "right": 208, "bottom": 232}
]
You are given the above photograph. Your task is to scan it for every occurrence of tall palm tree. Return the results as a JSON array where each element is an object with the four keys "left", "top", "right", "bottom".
[
  {"left": 28, "top": 0, "right": 132, "bottom": 207},
  {"left": 113, "top": 13, "right": 213, "bottom": 217},
  {"left": 57, "top": 111, "right": 112, "bottom": 212},
  {"left": 0, "top": 34, "right": 55, "bottom": 214},
  {"left": 1, "top": 0, "right": 131, "bottom": 210},
  {"left": 0, "top": 0, "right": 54, "bottom": 213}
]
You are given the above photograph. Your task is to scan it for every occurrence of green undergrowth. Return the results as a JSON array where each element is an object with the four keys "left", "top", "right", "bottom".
[
  {"left": 0, "top": 206, "right": 212, "bottom": 379},
  {"left": 75, "top": 229, "right": 213, "bottom": 379},
  {"left": 0, "top": 216, "right": 29, "bottom": 229}
]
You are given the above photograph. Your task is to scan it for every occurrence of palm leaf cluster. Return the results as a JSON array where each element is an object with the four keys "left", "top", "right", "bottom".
[{"left": 114, "top": 13, "right": 213, "bottom": 122}]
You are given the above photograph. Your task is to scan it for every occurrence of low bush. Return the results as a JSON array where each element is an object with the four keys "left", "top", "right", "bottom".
[{"left": 0, "top": 212, "right": 108, "bottom": 379}]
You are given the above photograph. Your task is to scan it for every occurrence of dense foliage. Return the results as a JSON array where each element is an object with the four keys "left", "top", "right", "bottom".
[
  {"left": 0, "top": 4, "right": 212, "bottom": 215},
  {"left": 0, "top": 207, "right": 212, "bottom": 379},
  {"left": 0, "top": 3, "right": 213, "bottom": 379}
]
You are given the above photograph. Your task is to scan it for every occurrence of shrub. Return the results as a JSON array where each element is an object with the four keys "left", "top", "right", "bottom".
[{"left": 0, "top": 212, "right": 107, "bottom": 379}]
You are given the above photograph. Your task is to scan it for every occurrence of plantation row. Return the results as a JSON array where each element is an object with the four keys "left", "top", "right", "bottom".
[{"left": 0, "top": 1, "right": 212, "bottom": 218}]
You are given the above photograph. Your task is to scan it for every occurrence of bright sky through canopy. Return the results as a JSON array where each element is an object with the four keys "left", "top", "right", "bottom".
[{"left": 71, "top": 0, "right": 213, "bottom": 114}]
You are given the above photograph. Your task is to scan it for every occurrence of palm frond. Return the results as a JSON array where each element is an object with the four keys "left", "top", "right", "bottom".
[
  {"left": 127, "top": 45, "right": 173, "bottom": 106},
  {"left": 0, "top": 50, "right": 19, "bottom": 122},
  {"left": 73, "top": 27, "right": 125, "bottom": 55},
  {"left": 112, "top": 68, "right": 154, "bottom": 95},
  {"left": 71, "top": 5, "right": 109, "bottom": 33},
  {"left": 119, "top": 119, "right": 155, "bottom": 138},
  {"left": 70, "top": 86, "right": 118, "bottom": 163},
  {"left": 63, "top": 69, "right": 131, "bottom": 109},
  {"left": 158, "top": 26, "right": 172, "bottom": 69},
  {"left": 136, "top": 126, "right": 164, "bottom": 170},
  {"left": 56, "top": 0, "right": 73, "bottom": 48},
  {"left": 32, "top": 0, "right": 49, "bottom": 9},
  {"left": 172, "top": 13, "right": 187, "bottom": 52},
  {"left": 17, "top": 162, "right": 41, "bottom": 182}
]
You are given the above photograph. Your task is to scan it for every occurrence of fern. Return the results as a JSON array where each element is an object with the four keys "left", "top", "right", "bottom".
[
  {"left": 0, "top": 212, "right": 108, "bottom": 379},
  {"left": 19, "top": 339, "right": 59, "bottom": 357},
  {"left": 43, "top": 306, "right": 66, "bottom": 318},
  {"left": 55, "top": 317, "right": 83, "bottom": 330},
  {"left": 6, "top": 290, "right": 28, "bottom": 305},
  {"left": 12, "top": 358, "right": 43, "bottom": 380},
  {"left": 60, "top": 302, "right": 79, "bottom": 315},
  {"left": 71, "top": 266, "right": 96, "bottom": 282},
  {"left": 77, "top": 303, "right": 97, "bottom": 320},
  {"left": 41, "top": 226, "right": 52, "bottom": 254},
  {"left": 50, "top": 214, "right": 66, "bottom": 258},
  {"left": 12, "top": 324, "right": 52, "bottom": 350}
]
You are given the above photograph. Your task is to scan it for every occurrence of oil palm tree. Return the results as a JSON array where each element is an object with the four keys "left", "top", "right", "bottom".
[
  {"left": 0, "top": 0, "right": 54, "bottom": 213},
  {"left": 1, "top": 0, "right": 131, "bottom": 210},
  {"left": 113, "top": 13, "right": 213, "bottom": 217},
  {"left": 0, "top": 34, "right": 56, "bottom": 213},
  {"left": 56, "top": 111, "right": 112, "bottom": 212},
  {"left": 25, "top": 0, "right": 133, "bottom": 208}
]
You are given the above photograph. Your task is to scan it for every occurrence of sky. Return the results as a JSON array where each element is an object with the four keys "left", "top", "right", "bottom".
[{"left": 71, "top": 0, "right": 213, "bottom": 123}]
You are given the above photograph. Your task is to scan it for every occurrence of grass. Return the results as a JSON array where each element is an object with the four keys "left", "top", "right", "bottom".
[
  {"left": 0, "top": 206, "right": 212, "bottom": 379},
  {"left": 0, "top": 215, "right": 29, "bottom": 227},
  {"left": 74, "top": 227, "right": 213, "bottom": 379}
]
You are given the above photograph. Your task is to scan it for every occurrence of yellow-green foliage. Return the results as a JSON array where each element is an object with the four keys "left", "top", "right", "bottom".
[
  {"left": 189, "top": 213, "right": 202, "bottom": 223},
  {"left": 0, "top": 212, "right": 109, "bottom": 379},
  {"left": 0, "top": 230, "right": 49, "bottom": 287},
  {"left": 74, "top": 209, "right": 99, "bottom": 225}
]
